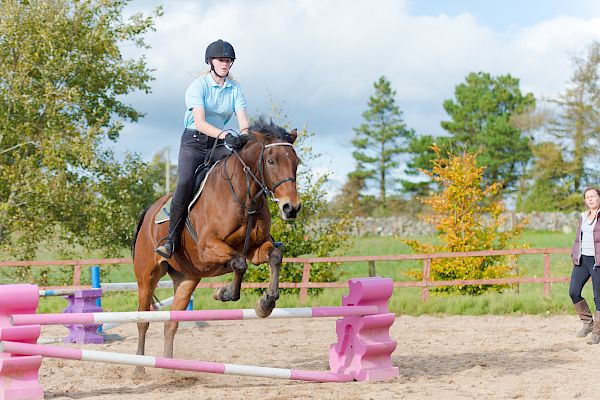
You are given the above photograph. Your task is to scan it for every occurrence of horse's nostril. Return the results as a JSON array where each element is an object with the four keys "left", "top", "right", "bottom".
[
  {"left": 296, "top": 204, "right": 302, "bottom": 213},
  {"left": 282, "top": 203, "right": 292, "bottom": 214}
]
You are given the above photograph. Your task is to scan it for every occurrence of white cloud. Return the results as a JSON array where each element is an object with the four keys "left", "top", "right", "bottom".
[{"left": 116, "top": 0, "right": 600, "bottom": 198}]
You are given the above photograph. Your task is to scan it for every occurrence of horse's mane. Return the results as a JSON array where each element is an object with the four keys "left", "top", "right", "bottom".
[{"left": 248, "top": 117, "right": 293, "bottom": 143}]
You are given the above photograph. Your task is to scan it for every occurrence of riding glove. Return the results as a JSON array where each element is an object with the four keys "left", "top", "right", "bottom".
[{"left": 224, "top": 133, "right": 248, "bottom": 149}]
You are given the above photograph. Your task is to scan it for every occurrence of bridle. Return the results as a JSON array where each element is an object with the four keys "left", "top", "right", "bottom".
[{"left": 222, "top": 139, "right": 297, "bottom": 256}]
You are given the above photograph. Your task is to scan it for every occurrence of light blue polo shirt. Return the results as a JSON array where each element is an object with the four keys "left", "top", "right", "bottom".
[{"left": 183, "top": 73, "right": 247, "bottom": 130}]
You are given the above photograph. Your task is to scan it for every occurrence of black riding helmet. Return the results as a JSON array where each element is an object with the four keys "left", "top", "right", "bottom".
[{"left": 205, "top": 39, "right": 236, "bottom": 63}]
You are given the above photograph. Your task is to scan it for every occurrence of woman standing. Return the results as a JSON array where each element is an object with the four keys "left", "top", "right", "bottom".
[
  {"left": 155, "top": 39, "right": 249, "bottom": 259},
  {"left": 570, "top": 187, "right": 600, "bottom": 344}
]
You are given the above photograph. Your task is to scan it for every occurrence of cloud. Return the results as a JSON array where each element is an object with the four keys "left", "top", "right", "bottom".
[{"left": 116, "top": 0, "right": 600, "bottom": 199}]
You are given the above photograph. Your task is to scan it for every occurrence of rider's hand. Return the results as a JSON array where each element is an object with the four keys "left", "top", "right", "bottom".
[{"left": 224, "top": 133, "right": 247, "bottom": 149}]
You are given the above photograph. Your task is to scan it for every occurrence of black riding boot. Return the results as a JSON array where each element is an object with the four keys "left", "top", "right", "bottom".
[{"left": 155, "top": 202, "right": 187, "bottom": 259}]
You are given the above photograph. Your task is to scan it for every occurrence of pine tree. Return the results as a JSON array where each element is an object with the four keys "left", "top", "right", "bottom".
[{"left": 351, "top": 76, "right": 414, "bottom": 207}]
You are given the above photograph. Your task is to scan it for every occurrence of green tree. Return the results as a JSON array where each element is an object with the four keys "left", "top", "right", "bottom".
[
  {"left": 547, "top": 41, "right": 600, "bottom": 193},
  {"left": 0, "top": 0, "right": 162, "bottom": 259},
  {"left": 519, "top": 142, "right": 576, "bottom": 211},
  {"left": 442, "top": 72, "right": 535, "bottom": 189},
  {"left": 401, "top": 134, "right": 445, "bottom": 196},
  {"left": 440, "top": 72, "right": 535, "bottom": 192},
  {"left": 351, "top": 76, "right": 414, "bottom": 207}
]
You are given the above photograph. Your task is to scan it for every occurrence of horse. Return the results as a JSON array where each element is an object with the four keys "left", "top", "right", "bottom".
[{"left": 131, "top": 119, "right": 301, "bottom": 371}]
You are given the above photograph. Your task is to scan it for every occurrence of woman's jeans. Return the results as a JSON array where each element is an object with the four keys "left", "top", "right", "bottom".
[{"left": 569, "top": 255, "right": 600, "bottom": 310}]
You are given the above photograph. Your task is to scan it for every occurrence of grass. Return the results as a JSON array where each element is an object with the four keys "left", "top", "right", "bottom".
[{"left": 21, "top": 230, "right": 584, "bottom": 316}]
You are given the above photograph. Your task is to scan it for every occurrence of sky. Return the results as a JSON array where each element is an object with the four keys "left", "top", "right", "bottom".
[{"left": 115, "top": 0, "right": 600, "bottom": 198}]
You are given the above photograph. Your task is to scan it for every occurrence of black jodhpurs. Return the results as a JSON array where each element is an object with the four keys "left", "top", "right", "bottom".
[
  {"left": 167, "top": 128, "right": 230, "bottom": 239},
  {"left": 569, "top": 255, "right": 600, "bottom": 310}
]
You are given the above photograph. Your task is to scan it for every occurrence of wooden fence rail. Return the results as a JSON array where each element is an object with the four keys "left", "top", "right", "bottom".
[{"left": 0, "top": 248, "right": 572, "bottom": 302}]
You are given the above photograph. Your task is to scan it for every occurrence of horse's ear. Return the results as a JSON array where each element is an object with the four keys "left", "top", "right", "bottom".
[{"left": 288, "top": 129, "right": 297, "bottom": 144}]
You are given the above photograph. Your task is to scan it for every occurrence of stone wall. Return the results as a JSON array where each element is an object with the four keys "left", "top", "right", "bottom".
[{"left": 331, "top": 212, "right": 581, "bottom": 237}]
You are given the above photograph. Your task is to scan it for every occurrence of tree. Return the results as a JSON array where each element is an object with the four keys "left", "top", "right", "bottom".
[
  {"left": 329, "top": 173, "right": 368, "bottom": 216},
  {"left": 350, "top": 76, "right": 414, "bottom": 207},
  {"left": 518, "top": 142, "right": 576, "bottom": 211},
  {"left": 547, "top": 41, "right": 600, "bottom": 193},
  {"left": 403, "top": 72, "right": 535, "bottom": 197},
  {"left": 404, "top": 146, "right": 525, "bottom": 295},
  {"left": 0, "top": 0, "right": 162, "bottom": 259}
]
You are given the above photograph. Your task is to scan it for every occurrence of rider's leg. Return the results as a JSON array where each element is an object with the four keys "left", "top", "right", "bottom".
[{"left": 155, "top": 129, "right": 211, "bottom": 258}]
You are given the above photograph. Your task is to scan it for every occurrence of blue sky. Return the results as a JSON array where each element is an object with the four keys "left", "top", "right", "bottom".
[{"left": 115, "top": 0, "right": 600, "bottom": 199}]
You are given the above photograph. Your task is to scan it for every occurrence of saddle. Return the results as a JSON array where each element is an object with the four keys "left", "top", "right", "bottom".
[{"left": 154, "top": 161, "right": 220, "bottom": 241}]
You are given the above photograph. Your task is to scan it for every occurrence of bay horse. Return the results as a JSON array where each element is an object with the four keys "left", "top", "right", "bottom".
[{"left": 131, "top": 120, "right": 301, "bottom": 370}]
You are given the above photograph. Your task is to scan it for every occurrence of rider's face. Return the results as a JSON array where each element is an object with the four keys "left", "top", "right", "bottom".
[{"left": 211, "top": 58, "right": 233, "bottom": 76}]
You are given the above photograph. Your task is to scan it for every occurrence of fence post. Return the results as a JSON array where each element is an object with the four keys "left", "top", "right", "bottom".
[
  {"left": 422, "top": 258, "right": 431, "bottom": 302},
  {"left": 543, "top": 253, "right": 551, "bottom": 298},
  {"left": 72, "top": 264, "right": 81, "bottom": 286},
  {"left": 299, "top": 262, "right": 311, "bottom": 303},
  {"left": 368, "top": 261, "right": 376, "bottom": 277}
]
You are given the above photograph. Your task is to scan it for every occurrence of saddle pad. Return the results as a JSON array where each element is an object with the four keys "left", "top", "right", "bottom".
[{"left": 154, "top": 161, "right": 220, "bottom": 224}]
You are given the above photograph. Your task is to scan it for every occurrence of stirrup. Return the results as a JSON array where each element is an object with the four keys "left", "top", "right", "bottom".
[{"left": 155, "top": 240, "right": 175, "bottom": 259}]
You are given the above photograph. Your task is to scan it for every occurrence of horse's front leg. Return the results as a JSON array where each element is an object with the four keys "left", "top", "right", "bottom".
[
  {"left": 201, "top": 238, "right": 247, "bottom": 302},
  {"left": 252, "top": 242, "right": 282, "bottom": 318},
  {"left": 212, "top": 254, "right": 247, "bottom": 302}
]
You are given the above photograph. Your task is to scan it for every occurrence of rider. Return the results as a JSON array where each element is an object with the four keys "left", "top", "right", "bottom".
[{"left": 155, "top": 39, "right": 249, "bottom": 259}]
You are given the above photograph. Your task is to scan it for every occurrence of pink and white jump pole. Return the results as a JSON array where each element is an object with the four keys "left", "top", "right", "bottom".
[
  {"left": 0, "top": 340, "right": 352, "bottom": 383},
  {"left": 10, "top": 305, "right": 380, "bottom": 326}
]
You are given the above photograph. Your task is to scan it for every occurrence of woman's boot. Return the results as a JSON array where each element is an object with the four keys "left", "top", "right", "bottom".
[
  {"left": 155, "top": 203, "right": 187, "bottom": 259},
  {"left": 587, "top": 311, "right": 600, "bottom": 344},
  {"left": 574, "top": 299, "right": 594, "bottom": 338}
]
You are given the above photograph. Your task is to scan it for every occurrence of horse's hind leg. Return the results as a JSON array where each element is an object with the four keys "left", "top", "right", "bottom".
[
  {"left": 213, "top": 254, "right": 247, "bottom": 302},
  {"left": 134, "top": 259, "right": 168, "bottom": 376},
  {"left": 164, "top": 269, "right": 200, "bottom": 359}
]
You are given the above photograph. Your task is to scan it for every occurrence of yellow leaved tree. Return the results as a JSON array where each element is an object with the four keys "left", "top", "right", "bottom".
[{"left": 404, "top": 145, "right": 526, "bottom": 295}]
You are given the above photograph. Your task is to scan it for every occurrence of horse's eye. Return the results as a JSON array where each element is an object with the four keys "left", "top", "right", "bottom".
[{"left": 267, "top": 158, "right": 275, "bottom": 165}]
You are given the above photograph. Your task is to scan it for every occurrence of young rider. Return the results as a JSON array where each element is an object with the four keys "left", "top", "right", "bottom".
[{"left": 155, "top": 39, "right": 249, "bottom": 259}]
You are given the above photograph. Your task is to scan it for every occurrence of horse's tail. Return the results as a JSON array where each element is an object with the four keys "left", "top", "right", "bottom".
[{"left": 131, "top": 206, "right": 150, "bottom": 260}]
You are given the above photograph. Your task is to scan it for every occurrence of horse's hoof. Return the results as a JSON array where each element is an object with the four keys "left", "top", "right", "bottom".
[
  {"left": 132, "top": 367, "right": 147, "bottom": 382},
  {"left": 254, "top": 295, "right": 276, "bottom": 318},
  {"left": 213, "top": 286, "right": 227, "bottom": 301}
]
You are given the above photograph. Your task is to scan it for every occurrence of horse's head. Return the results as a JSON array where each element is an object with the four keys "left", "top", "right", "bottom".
[{"left": 246, "top": 119, "right": 302, "bottom": 220}]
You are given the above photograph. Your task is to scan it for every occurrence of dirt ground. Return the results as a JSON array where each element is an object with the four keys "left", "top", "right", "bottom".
[{"left": 37, "top": 314, "right": 597, "bottom": 400}]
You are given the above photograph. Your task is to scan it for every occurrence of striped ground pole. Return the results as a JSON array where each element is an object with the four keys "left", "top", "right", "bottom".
[
  {"left": 0, "top": 341, "right": 353, "bottom": 383},
  {"left": 10, "top": 305, "right": 380, "bottom": 326}
]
